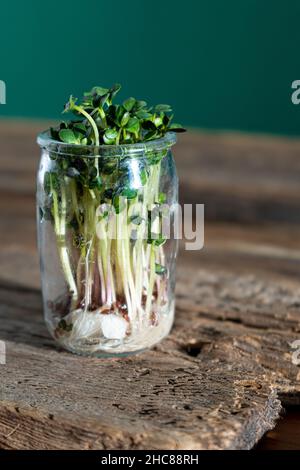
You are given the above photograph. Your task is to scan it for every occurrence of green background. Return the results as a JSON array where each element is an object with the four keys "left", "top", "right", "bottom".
[{"left": 0, "top": 0, "right": 299, "bottom": 135}]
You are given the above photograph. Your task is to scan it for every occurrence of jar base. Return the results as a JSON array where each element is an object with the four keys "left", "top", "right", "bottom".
[{"left": 47, "top": 302, "right": 174, "bottom": 358}]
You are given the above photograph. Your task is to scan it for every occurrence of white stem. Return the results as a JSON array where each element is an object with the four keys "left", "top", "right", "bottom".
[{"left": 53, "top": 180, "right": 78, "bottom": 304}]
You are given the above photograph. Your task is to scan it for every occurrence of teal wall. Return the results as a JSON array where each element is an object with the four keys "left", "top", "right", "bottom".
[{"left": 0, "top": 0, "right": 299, "bottom": 135}]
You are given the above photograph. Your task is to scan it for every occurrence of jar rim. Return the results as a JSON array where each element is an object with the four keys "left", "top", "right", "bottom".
[{"left": 37, "top": 129, "right": 177, "bottom": 158}]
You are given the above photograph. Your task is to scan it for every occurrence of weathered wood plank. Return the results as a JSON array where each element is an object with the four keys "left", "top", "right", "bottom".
[
  {"left": 176, "top": 131, "right": 300, "bottom": 223},
  {"left": 2, "top": 121, "right": 300, "bottom": 222},
  {"left": 1, "top": 122, "right": 300, "bottom": 449},
  {"left": 1, "top": 265, "right": 300, "bottom": 449}
]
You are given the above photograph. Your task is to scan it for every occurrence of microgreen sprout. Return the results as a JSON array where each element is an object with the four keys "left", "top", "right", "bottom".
[
  {"left": 51, "top": 83, "right": 185, "bottom": 146},
  {"left": 40, "top": 84, "right": 184, "bottom": 353}
]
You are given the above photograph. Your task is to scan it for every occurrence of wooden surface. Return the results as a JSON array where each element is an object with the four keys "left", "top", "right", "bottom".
[
  {"left": 0, "top": 121, "right": 300, "bottom": 449},
  {"left": 256, "top": 409, "right": 300, "bottom": 450}
]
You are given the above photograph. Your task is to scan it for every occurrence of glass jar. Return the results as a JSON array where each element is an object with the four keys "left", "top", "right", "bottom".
[{"left": 37, "top": 131, "right": 178, "bottom": 356}]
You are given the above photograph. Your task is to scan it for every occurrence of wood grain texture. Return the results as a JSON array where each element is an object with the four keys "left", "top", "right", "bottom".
[
  {"left": 0, "top": 270, "right": 296, "bottom": 450},
  {"left": 176, "top": 131, "right": 300, "bottom": 223},
  {"left": 2, "top": 121, "right": 300, "bottom": 222},
  {"left": 0, "top": 121, "right": 300, "bottom": 449}
]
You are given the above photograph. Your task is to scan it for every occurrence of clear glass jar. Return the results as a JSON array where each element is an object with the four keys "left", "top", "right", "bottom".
[{"left": 37, "top": 131, "right": 178, "bottom": 356}]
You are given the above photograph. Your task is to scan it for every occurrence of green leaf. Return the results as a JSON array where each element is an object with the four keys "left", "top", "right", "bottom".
[
  {"left": 63, "top": 95, "right": 77, "bottom": 113},
  {"left": 168, "top": 123, "right": 186, "bottom": 132},
  {"left": 98, "top": 210, "right": 109, "bottom": 221},
  {"left": 123, "top": 97, "right": 136, "bottom": 112},
  {"left": 50, "top": 127, "right": 60, "bottom": 141},
  {"left": 73, "top": 122, "right": 87, "bottom": 133},
  {"left": 125, "top": 117, "right": 140, "bottom": 133},
  {"left": 122, "top": 131, "right": 133, "bottom": 143},
  {"left": 99, "top": 93, "right": 110, "bottom": 108},
  {"left": 59, "top": 129, "right": 78, "bottom": 144},
  {"left": 154, "top": 104, "right": 172, "bottom": 113},
  {"left": 73, "top": 130, "right": 86, "bottom": 141},
  {"left": 154, "top": 236, "right": 166, "bottom": 246},
  {"left": 109, "top": 83, "right": 121, "bottom": 100},
  {"left": 158, "top": 192, "right": 167, "bottom": 204},
  {"left": 115, "top": 105, "right": 125, "bottom": 125},
  {"left": 57, "top": 84, "right": 186, "bottom": 146},
  {"left": 103, "top": 128, "right": 118, "bottom": 144},
  {"left": 134, "top": 100, "right": 147, "bottom": 110},
  {"left": 142, "top": 120, "right": 156, "bottom": 131},
  {"left": 89, "top": 176, "right": 102, "bottom": 190},
  {"left": 129, "top": 214, "right": 144, "bottom": 225},
  {"left": 147, "top": 232, "right": 166, "bottom": 246},
  {"left": 163, "top": 113, "right": 171, "bottom": 126},
  {"left": 135, "top": 109, "right": 151, "bottom": 119},
  {"left": 121, "top": 188, "right": 137, "bottom": 199},
  {"left": 92, "top": 86, "right": 109, "bottom": 97},
  {"left": 92, "top": 93, "right": 108, "bottom": 108},
  {"left": 121, "top": 111, "right": 130, "bottom": 127},
  {"left": 105, "top": 128, "right": 118, "bottom": 139},
  {"left": 155, "top": 263, "right": 167, "bottom": 275},
  {"left": 144, "top": 130, "right": 157, "bottom": 141},
  {"left": 154, "top": 116, "right": 163, "bottom": 127}
]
